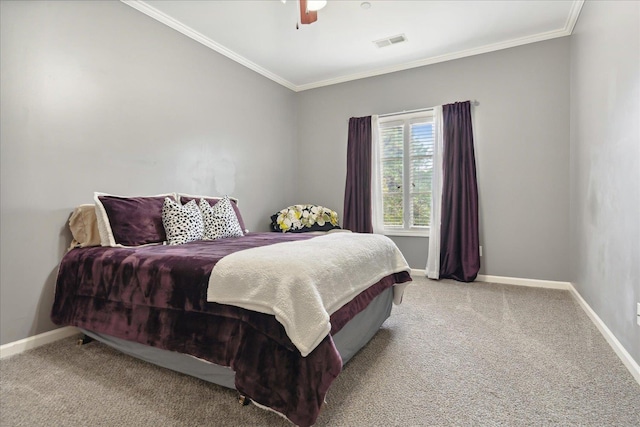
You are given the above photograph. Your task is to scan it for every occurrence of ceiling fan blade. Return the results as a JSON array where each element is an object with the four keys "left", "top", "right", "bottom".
[{"left": 299, "top": 0, "right": 318, "bottom": 25}]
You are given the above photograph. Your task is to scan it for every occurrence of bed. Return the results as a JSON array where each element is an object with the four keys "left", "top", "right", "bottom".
[{"left": 50, "top": 194, "right": 412, "bottom": 426}]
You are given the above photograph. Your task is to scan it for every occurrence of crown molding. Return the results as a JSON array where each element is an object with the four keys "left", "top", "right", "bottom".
[
  {"left": 296, "top": 23, "right": 579, "bottom": 91},
  {"left": 120, "top": 0, "right": 298, "bottom": 91},
  {"left": 565, "top": 0, "right": 585, "bottom": 34},
  {"left": 122, "top": 0, "right": 585, "bottom": 93}
]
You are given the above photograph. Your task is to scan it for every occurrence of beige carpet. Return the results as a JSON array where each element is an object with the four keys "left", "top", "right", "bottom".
[{"left": 2, "top": 277, "right": 639, "bottom": 426}]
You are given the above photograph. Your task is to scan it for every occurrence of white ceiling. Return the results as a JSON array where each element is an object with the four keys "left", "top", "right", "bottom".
[{"left": 123, "top": 0, "right": 584, "bottom": 92}]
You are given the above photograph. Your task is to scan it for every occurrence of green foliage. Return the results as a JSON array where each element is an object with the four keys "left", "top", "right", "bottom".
[{"left": 380, "top": 121, "right": 433, "bottom": 228}]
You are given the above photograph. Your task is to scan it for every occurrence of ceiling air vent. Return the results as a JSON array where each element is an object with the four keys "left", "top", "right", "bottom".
[{"left": 374, "top": 34, "right": 407, "bottom": 48}]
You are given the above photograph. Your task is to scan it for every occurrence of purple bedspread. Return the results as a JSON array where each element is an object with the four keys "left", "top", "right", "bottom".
[{"left": 51, "top": 232, "right": 411, "bottom": 426}]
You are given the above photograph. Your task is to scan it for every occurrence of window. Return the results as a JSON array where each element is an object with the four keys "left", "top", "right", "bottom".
[{"left": 377, "top": 110, "right": 434, "bottom": 236}]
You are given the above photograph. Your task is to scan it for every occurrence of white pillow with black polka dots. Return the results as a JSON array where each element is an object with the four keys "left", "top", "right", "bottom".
[
  {"left": 161, "top": 198, "right": 204, "bottom": 245},
  {"left": 199, "top": 196, "right": 244, "bottom": 240}
]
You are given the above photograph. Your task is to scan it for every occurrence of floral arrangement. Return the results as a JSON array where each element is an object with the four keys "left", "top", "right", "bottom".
[{"left": 271, "top": 204, "right": 340, "bottom": 233}]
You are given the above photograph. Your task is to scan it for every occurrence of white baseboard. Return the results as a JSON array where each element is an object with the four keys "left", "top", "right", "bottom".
[
  {"left": 411, "top": 269, "right": 571, "bottom": 290},
  {"left": 0, "top": 326, "right": 80, "bottom": 359},
  {"left": 567, "top": 283, "right": 640, "bottom": 386},
  {"left": 476, "top": 274, "right": 572, "bottom": 290},
  {"left": 2, "top": 273, "right": 638, "bottom": 387},
  {"left": 410, "top": 269, "right": 639, "bottom": 386}
]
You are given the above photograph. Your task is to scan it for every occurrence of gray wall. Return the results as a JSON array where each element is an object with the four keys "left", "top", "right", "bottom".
[
  {"left": 296, "top": 38, "right": 571, "bottom": 278},
  {"left": 4, "top": 0, "right": 636, "bottom": 370},
  {"left": 569, "top": 1, "right": 640, "bottom": 363},
  {"left": 0, "top": 1, "right": 297, "bottom": 345}
]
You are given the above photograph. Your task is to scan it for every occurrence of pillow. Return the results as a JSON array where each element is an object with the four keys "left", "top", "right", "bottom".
[
  {"left": 270, "top": 204, "right": 341, "bottom": 233},
  {"left": 199, "top": 197, "right": 244, "bottom": 240},
  {"left": 94, "top": 192, "right": 177, "bottom": 247},
  {"left": 161, "top": 198, "right": 204, "bottom": 245},
  {"left": 68, "top": 204, "right": 101, "bottom": 249},
  {"left": 179, "top": 194, "right": 247, "bottom": 232}
]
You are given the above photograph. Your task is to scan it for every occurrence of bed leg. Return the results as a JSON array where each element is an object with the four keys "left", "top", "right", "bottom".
[
  {"left": 238, "top": 394, "right": 251, "bottom": 406},
  {"left": 76, "top": 334, "right": 94, "bottom": 346}
]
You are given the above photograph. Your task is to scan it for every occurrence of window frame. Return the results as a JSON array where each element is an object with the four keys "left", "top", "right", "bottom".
[{"left": 377, "top": 110, "right": 434, "bottom": 237}]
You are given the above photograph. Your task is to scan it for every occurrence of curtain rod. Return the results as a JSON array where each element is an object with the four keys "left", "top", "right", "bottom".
[{"left": 378, "top": 100, "right": 479, "bottom": 118}]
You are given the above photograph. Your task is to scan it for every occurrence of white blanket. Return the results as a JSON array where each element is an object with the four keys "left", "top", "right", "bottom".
[{"left": 207, "top": 233, "right": 411, "bottom": 357}]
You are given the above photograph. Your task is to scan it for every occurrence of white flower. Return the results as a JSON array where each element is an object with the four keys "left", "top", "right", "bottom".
[
  {"left": 329, "top": 210, "right": 339, "bottom": 225},
  {"left": 277, "top": 213, "right": 292, "bottom": 231},
  {"left": 287, "top": 208, "right": 303, "bottom": 230},
  {"left": 275, "top": 205, "right": 339, "bottom": 231}
]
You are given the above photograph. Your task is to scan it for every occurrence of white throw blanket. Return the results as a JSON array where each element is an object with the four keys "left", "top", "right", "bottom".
[{"left": 207, "top": 233, "right": 411, "bottom": 357}]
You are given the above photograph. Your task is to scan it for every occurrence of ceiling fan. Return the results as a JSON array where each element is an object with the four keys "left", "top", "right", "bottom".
[{"left": 283, "top": 0, "right": 327, "bottom": 27}]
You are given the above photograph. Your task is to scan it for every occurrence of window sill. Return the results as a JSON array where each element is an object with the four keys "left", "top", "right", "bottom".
[{"left": 382, "top": 230, "right": 430, "bottom": 238}]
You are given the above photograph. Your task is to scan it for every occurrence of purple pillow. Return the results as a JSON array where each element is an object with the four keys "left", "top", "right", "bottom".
[
  {"left": 94, "top": 193, "right": 177, "bottom": 246},
  {"left": 179, "top": 194, "right": 247, "bottom": 232}
]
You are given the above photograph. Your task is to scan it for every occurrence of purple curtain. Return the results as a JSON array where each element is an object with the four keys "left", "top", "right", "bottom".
[
  {"left": 440, "top": 101, "right": 480, "bottom": 282},
  {"left": 343, "top": 116, "right": 373, "bottom": 233}
]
